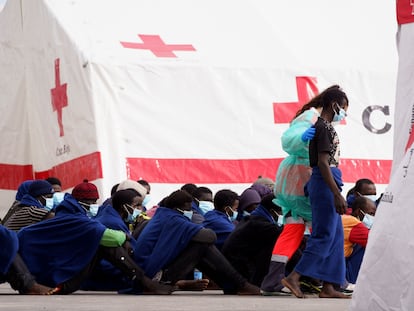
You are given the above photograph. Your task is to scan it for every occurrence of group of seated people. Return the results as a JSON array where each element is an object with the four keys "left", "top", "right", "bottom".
[{"left": 0, "top": 176, "right": 379, "bottom": 297}]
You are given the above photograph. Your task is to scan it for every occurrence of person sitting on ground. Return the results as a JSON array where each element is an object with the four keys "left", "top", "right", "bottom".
[
  {"left": 253, "top": 176, "right": 275, "bottom": 190},
  {"left": 221, "top": 194, "right": 283, "bottom": 288},
  {"left": 17, "top": 186, "right": 172, "bottom": 295},
  {"left": 0, "top": 225, "right": 52, "bottom": 295},
  {"left": 4, "top": 180, "right": 55, "bottom": 231},
  {"left": 341, "top": 196, "right": 376, "bottom": 286},
  {"left": 137, "top": 179, "right": 152, "bottom": 211},
  {"left": 133, "top": 189, "right": 261, "bottom": 295},
  {"left": 82, "top": 189, "right": 142, "bottom": 292},
  {"left": 236, "top": 187, "right": 261, "bottom": 221},
  {"left": 202, "top": 189, "right": 239, "bottom": 251},
  {"left": 2, "top": 180, "right": 33, "bottom": 225},
  {"left": 191, "top": 186, "right": 214, "bottom": 223},
  {"left": 346, "top": 178, "right": 377, "bottom": 209},
  {"left": 45, "top": 177, "right": 62, "bottom": 193}
]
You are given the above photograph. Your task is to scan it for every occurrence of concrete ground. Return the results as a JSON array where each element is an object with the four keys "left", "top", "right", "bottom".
[{"left": 0, "top": 284, "right": 351, "bottom": 311}]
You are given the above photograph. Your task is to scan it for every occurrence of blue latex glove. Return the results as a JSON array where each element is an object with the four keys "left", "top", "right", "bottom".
[{"left": 301, "top": 126, "right": 316, "bottom": 142}]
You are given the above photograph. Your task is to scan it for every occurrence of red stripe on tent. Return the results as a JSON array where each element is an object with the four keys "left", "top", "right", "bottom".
[
  {"left": 0, "top": 164, "right": 34, "bottom": 190},
  {"left": 35, "top": 152, "right": 103, "bottom": 189},
  {"left": 127, "top": 157, "right": 391, "bottom": 185},
  {"left": 396, "top": 0, "right": 414, "bottom": 25},
  {"left": 0, "top": 152, "right": 103, "bottom": 191}
]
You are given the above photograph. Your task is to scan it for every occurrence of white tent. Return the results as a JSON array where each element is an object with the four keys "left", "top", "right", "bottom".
[
  {"left": 349, "top": 3, "right": 414, "bottom": 310},
  {"left": 0, "top": 0, "right": 397, "bottom": 214}
]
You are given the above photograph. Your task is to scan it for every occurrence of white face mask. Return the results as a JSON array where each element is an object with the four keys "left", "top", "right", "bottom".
[
  {"left": 198, "top": 201, "right": 214, "bottom": 215},
  {"left": 178, "top": 208, "right": 193, "bottom": 220},
  {"left": 363, "top": 194, "right": 377, "bottom": 202}
]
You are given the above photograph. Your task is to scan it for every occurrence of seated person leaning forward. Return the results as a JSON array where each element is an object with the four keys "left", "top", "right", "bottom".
[
  {"left": 16, "top": 191, "right": 172, "bottom": 295},
  {"left": 133, "top": 189, "right": 261, "bottom": 295}
]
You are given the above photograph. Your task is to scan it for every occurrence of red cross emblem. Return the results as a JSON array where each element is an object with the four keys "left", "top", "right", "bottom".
[
  {"left": 273, "top": 76, "right": 319, "bottom": 124},
  {"left": 50, "top": 58, "right": 68, "bottom": 137},
  {"left": 120, "top": 34, "right": 196, "bottom": 58}
]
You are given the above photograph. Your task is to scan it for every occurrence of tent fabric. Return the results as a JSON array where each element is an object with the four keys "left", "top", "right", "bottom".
[
  {"left": 349, "top": 20, "right": 414, "bottom": 311},
  {"left": 0, "top": 0, "right": 397, "bottom": 214}
]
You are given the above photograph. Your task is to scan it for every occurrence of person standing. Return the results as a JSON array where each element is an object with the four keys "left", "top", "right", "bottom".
[
  {"left": 281, "top": 85, "right": 350, "bottom": 299},
  {"left": 262, "top": 86, "right": 336, "bottom": 294}
]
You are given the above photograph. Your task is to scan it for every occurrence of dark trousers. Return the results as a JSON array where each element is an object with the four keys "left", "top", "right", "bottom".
[
  {"left": 0, "top": 253, "right": 36, "bottom": 293},
  {"left": 161, "top": 242, "right": 246, "bottom": 292},
  {"left": 58, "top": 246, "right": 146, "bottom": 294}
]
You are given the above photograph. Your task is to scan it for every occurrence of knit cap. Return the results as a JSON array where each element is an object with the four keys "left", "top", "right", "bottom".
[{"left": 72, "top": 179, "right": 99, "bottom": 200}]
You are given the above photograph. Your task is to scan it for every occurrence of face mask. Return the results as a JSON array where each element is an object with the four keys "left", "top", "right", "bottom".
[
  {"left": 44, "top": 198, "right": 54, "bottom": 211},
  {"left": 276, "top": 213, "right": 284, "bottom": 226},
  {"left": 142, "top": 195, "right": 151, "bottom": 207},
  {"left": 226, "top": 208, "right": 238, "bottom": 222},
  {"left": 361, "top": 211, "right": 375, "bottom": 229},
  {"left": 178, "top": 208, "right": 193, "bottom": 220},
  {"left": 199, "top": 201, "right": 214, "bottom": 215},
  {"left": 243, "top": 211, "right": 250, "bottom": 217},
  {"left": 363, "top": 195, "right": 377, "bottom": 202},
  {"left": 332, "top": 103, "right": 346, "bottom": 122},
  {"left": 132, "top": 209, "right": 142, "bottom": 219},
  {"left": 53, "top": 192, "right": 65, "bottom": 208},
  {"left": 123, "top": 204, "right": 135, "bottom": 223},
  {"left": 89, "top": 204, "right": 99, "bottom": 217}
]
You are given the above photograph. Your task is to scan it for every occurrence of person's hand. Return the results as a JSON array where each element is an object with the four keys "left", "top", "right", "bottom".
[
  {"left": 333, "top": 193, "right": 347, "bottom": 215},
  {"left": 122, "top": 237, "right": 134, "bottom": 256},
  {"left": 301, "top": 126, "right": 316, "bottom": 142}
]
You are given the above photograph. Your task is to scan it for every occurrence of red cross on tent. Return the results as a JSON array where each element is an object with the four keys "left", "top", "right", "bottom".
[
  {"left": 273, "top": 76, "right": 319, "bottom": 124},
  {"left": 120, "top": 34, "right": 196, "bottom": 58},
  {"left": 50, "top": 58, "right": 68, "bottom": 137}
]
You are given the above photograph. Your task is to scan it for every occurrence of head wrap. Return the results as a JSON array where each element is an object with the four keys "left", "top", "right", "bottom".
[
  {"left": 238, "top": 188, "right": 261, "bottom": 212},
  {"left": 116, "top": 179, "right": 147, "bottom": 198},
  {"left": 28, "top": 180, "right": 54, "bottom": 198}
]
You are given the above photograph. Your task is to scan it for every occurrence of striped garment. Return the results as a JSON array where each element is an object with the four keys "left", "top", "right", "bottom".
[{"left": 4, "top": 205, "right": 50, "bottom": 232}]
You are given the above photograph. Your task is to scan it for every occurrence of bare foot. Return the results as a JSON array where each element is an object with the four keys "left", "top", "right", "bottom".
[
  {"left": 175, "top": 279, "right": 209, "bottom": 291},
  {"left": 319, "top": 288, "right": 351, "bottom": 299},
  {"left": 24, "top": 282, "right": 54, "bottom": 295},
  {"left": 237, "top": 282, "right": 261, "bottom": 295},
  {"left": 281, "top": 277, "right": 304, "bottom": 298}
]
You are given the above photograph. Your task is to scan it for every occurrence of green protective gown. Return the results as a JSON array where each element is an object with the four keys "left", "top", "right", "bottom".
[{"left": 273, "top": 108, "right": 319, "bottom": 222}]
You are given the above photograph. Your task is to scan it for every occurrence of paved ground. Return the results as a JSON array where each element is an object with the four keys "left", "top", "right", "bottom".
[{"left": 0, "top": 284, "right": 351, "bottom": 311}]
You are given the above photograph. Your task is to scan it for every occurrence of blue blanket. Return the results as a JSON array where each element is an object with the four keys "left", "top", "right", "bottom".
[
  {"left": 134, "top": 207, "right": 202, "bottom": 278},
  {"left": 202, "top": 210, "right": 234, "bottom": 250},
  {"left": 0, "top": 225, "right": 18, "bottom": 274},
  {"left": 18, "top": 194, "right": 107, "bottom": 287}
]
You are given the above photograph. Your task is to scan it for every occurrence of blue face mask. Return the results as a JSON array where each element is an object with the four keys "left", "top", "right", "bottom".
[
  {"left": 178, "top": 208, "right": 193, "bottom": 220},
  {"left": 333, "top": 103, "right": 346, "bottom": 122},
  {"left": 142, "top": 195, "right": 151, "bottom": 207},
  {"left": 89, "top": 204, "right": 99, "bottom": 217},
  {"left": 123, "top": 204, "right": 136, "bottom": 223},
  {"left": 243, "top": 211, "right": 250, "bottom": 217},
  {"left": 226, "top": 208, "right": 238, "bottom": 222},
  {"left": 132, "top": 209, "right": 142, "bottom": 219},
  {"left": 199, "top": 201, "right": 214, "bottom": 215},
  {"left": 44, "top": 198, "right": 54, "bottom": 211},
  {"left": 361, "top": 211, "right": 375, "bottom": 229},
  {"left": 53, "top": 192, "right": 65, "bottom": 208}
]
